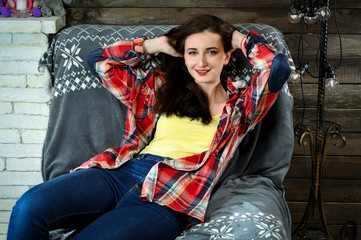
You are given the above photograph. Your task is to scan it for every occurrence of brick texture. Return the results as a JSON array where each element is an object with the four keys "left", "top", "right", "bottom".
[{"left": 0, "top": 16, "right": 65, "bottom": 239}]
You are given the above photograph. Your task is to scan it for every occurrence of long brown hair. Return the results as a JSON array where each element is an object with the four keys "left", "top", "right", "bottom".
[{"left": 154, "top": 15, "right": 236, "bottom": 124}]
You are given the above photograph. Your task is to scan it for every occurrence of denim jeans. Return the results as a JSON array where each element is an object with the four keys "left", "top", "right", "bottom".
[{"left": 7, "top": 154, "right": 189, "bottom": 240}]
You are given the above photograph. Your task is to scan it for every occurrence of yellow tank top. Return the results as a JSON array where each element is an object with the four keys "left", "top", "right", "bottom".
[{"left": 141, "top": 114, "right": 220, "bottom": 159}]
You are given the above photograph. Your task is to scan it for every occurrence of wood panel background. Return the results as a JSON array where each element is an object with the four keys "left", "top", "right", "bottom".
[{"left": 63, "top": 1, "right": 361, "bottom": 239}]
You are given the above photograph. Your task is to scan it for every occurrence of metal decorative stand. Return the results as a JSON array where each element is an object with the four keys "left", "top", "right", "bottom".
[
  {"left": 291, "top": 3, "right": 346, "bottom": 239},
  {"left": 293, "top": 120, "right": 345, "bottom": 239}
]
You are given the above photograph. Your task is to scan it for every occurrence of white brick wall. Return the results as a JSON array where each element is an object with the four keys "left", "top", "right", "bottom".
[{"left": 0, "top": 16, "right": 65, "bottom": 239}]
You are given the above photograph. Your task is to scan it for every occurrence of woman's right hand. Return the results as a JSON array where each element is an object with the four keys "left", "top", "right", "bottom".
[{"left": 143, "top": 36, "right": 181, "bottom": 57}]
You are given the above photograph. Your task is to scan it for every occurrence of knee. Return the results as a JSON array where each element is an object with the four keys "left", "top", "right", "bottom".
[
  {"left": 8, "top": 186, "right": 50, "bottom": 239},
  {"left": 11, "top": 186, "right": 47, "bottom": 222}
]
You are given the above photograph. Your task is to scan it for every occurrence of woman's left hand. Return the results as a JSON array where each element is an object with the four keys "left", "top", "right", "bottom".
[{"left": 231, "top": 30, "right": 247, "bottom": 51}]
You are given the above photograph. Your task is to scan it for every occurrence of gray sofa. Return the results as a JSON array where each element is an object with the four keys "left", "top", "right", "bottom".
[{"left": 39, "top": 23, "right": 295, "bottom": 240}]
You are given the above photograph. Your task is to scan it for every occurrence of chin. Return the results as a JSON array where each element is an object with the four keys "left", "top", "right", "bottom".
[{"left": 194, "top": 78, "right": 209, "bottom": 84}]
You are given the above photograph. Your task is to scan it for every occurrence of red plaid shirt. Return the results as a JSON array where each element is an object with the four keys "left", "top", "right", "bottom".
[{"left": 76, "top": 32, "right": 285, "bottom": 223}]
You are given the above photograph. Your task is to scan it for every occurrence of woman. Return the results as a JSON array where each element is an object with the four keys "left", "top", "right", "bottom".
[{"left": 7, "top": 15, "right": 291, "bottom": 240}]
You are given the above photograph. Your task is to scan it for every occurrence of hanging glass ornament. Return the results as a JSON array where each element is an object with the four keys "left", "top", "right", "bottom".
[
  {"left": 289, "top": 69, "right": 302, "bottom": 84},
  {"left": 304, "top": 15, "right": 318, "bottom": 25},
  {"left": 288, "top": 11, "right": 303, "bottom": 23},
  {"left": 325, "top": 77, "right": 339, "bottom": 90},
  {"left": 317, "top": 7, "right": 331, "bottom": 20}
]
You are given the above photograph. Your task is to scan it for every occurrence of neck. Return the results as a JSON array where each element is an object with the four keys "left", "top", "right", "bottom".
[
  {"left": 198, "top": 82, "right": 228, "bottom": 116},
  {"left": 199, "top": 81, "right": 226, "bottom": 99}
]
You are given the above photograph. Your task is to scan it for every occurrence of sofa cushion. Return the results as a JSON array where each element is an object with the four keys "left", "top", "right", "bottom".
[{"left": 39, "top": 23, "right": 294, "bottom": 181}]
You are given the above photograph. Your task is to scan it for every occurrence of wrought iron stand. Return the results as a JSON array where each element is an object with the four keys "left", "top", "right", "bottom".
[{"left": 291, "top": 3, "right": 346, "bottom": 239}]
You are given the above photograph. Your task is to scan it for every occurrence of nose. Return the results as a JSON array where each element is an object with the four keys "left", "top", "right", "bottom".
[{"left": 198, "top": 54, "right": 207, "bottom": 68}]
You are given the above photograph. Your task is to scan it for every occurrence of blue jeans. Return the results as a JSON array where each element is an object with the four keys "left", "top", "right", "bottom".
[{"left": 7, "top": 154, "right": 189, "bottom": 240}]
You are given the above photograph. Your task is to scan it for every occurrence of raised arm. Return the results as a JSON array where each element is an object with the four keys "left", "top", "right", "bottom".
[
  {"left": 87, "top": 36, "right": 180, "bottom": 107},
  {"left": 87, "top": 38, "right": 152, "bottom": 106},
  {"left": 234, "top": 30, "right": 291, "bottom": 132}
]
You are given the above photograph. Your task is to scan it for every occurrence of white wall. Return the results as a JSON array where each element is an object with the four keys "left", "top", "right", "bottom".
[{"left": 0, "top": 16, "right": 65, "bottom": 240}]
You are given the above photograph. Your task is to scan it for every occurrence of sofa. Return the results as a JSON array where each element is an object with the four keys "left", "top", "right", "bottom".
[{"left": 39, "top": 23, "right": 295, "bottom": 240}]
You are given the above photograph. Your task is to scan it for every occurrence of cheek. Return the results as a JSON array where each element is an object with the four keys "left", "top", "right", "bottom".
[
  {"left": 210, "top": 58, "right": 225, "bottom": 68},
  {"left": 184, "top": 57, "right": 195, "bottom": 69},
  {"left": 182, "top": 58, "right": 193, "bottom": 74}
]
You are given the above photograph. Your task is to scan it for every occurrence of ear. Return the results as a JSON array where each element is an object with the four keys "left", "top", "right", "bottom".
[{"left": 224, "top": 51, "right": 231, "bottom": 65}]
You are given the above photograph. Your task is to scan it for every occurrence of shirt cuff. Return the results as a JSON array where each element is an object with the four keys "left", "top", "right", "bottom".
[{"left": 244, "top": 31, "right": 268, "bottom": 57}]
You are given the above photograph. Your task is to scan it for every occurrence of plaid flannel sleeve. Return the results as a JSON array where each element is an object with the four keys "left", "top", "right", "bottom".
[
  {"left": 87, "top": 38, "right": 151, "bottom": 106},
  {"left": 240, "top": 31, "right": 291, "bottom": 132}
]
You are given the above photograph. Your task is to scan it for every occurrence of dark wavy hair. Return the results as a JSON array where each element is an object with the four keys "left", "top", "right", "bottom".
[{"left": 154, "top": 15, "right": 236, "bottom": 124}]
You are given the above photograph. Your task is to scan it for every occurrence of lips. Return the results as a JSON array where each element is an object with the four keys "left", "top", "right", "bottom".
[{"left": 196, "top": 69, "right": 210, "bottom": 76}]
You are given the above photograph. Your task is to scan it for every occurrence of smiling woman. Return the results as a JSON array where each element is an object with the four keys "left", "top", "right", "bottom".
[
  {"left": 152, "top": 15, "right": 243, "bottom": 124},
  {"left": 182, "top": 31, "right": 233, "bottom": 116}
]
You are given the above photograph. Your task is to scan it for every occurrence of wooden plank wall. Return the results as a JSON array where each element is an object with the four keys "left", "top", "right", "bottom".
[{"left": 64, "top": 1, "right": 361, "bottom": 239}]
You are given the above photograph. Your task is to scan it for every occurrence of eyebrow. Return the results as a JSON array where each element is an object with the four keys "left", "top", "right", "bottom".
[{"left": 186, "top": 47, "right": 219, "bottom": 51}]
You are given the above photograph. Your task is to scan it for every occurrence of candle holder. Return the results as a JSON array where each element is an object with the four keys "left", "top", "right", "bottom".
[
  {"left": 11, "top": 8, "right": 33, "bottom": 18},
  {"left": 10, "top": 0, "right": 32, "bottom": 18}
]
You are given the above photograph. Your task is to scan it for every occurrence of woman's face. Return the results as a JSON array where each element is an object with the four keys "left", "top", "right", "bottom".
[{"left": 183, "top": 31, "right": 230, "bottom": 87}]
